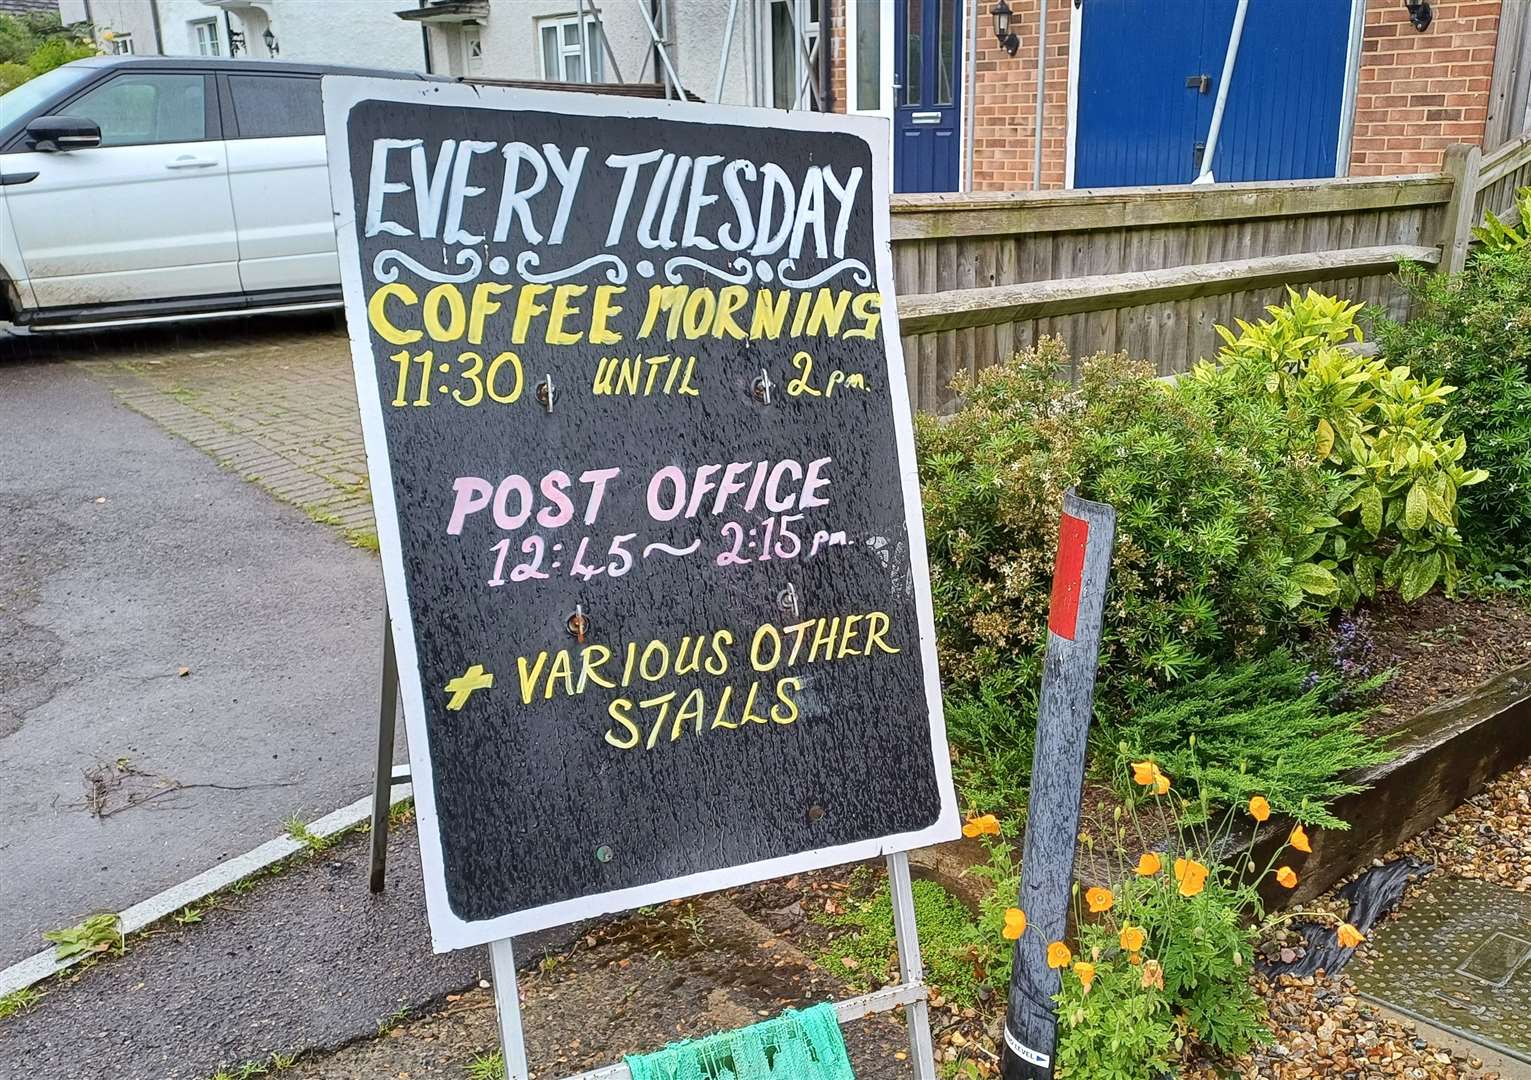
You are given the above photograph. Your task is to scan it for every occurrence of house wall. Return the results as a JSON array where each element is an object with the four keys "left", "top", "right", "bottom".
[
  {"left": 1349, "top": 0, "right": 1499, "bottom": 176},
  {"left": 59, "top": 0, "right": 163, "bottom": 53},
  {"left": 962, "top": 0, "right": 1069, "bottom": 190},
  {"left": 948, "top": 0, "right": 1507, "bottom": 192},
  {"left": 252, "top": 0, "right": 424, "bottom": 69}
]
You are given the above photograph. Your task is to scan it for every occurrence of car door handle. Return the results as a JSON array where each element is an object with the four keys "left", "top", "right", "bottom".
[
  {"left": 0, "top": 170, "right": 38, "bottom": 186},
  {"left": 165, "top": 156, "right": 219, "bottom": 170}
]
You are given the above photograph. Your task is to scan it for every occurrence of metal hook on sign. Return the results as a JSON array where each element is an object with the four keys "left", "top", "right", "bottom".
[
  {"left": 751, "top": 369, "right": 772, "bottom": 405},
  {"left": 566, "top": 604, "right": 588, "bottom": 644},
  {"left": 776, "top": 582, "right": 799, "bottom": 620},
  {"left": 536, "top": 374, "right": 555, "bottom": 413}
]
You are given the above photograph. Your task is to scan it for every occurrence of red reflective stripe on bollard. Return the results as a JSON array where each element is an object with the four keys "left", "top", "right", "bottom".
[{"left": 1047, "top": 513, "right": 1089, "bottom": 641}]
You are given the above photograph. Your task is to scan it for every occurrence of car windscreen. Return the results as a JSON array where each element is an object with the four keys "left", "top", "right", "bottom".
[{"left": 0, "top": 64, "right": 96, "bottom": 146}]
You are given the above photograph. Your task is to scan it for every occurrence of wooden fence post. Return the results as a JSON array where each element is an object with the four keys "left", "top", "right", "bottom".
[{"left": 1439, "top": 143, "right": 1483, "bottom": 276}]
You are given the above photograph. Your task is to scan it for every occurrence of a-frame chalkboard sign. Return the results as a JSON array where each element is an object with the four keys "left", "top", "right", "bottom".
[{"left": 324, "top": 76, "right": 959, "bottom": 1077}]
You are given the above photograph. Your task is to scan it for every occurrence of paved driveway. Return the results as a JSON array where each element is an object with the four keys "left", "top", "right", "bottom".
[{"left": 0, "top": 318, "right": 390, "bottom": 967}]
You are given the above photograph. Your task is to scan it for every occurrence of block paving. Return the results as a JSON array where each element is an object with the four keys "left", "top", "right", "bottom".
[{"left": 74, "top": 318, "right": 377, "bottom": 545}]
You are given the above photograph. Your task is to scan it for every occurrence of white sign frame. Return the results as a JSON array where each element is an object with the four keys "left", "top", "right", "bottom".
[{"left": 323, "top": 75, "right": 960, "bottom": 955}]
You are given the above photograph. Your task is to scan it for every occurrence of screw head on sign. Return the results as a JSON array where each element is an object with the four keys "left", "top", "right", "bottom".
[
  {"left": 751, "top": 370, "right": 772, "bottom": 404},
  {"left": 567, "top": 607, "right": 589, "bottom": 644},
  {"left": 595, "top": 845, "right": 614, "bottom": 863},
  {"left": 807, "top": 805, "right": 825, "bottom": 823}
]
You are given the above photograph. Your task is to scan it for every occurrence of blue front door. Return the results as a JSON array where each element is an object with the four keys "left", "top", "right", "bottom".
[
  {"left": 894, "top": 0, "right": 963, "bottom": 193},
  {"left": 1075, "top": 0, "right": 1353, "bottom": 188}
]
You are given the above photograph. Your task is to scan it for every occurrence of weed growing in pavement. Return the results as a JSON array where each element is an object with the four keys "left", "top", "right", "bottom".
[
  {"left": 283, "top": 814, "right": 334, "bottom": 853},
  {"left": 345, "top": 528, "right": 381, "bottom": 553},
  {"left": 301, "top": 504, "right": 344, "bottom": 528},
  {"left": 173, "top": 904, "right": 205, "bottom": 926},
  {"left": 206, "top": 1051, "right": 299, "bottom": 1079},
  {"left": 43, "top": 912, "right": 122, "bottom": 960},
  {"left": 0, "top": 987, "right": 42, "bottom": 1021},
  {"left": 376, "top": 1004, "right": 410, "bottom": 1035},
  {"left": 466, "top": 1051, "right": 507, "bottom": 1080}
]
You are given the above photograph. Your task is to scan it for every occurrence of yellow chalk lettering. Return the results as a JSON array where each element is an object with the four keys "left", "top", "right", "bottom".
[
  {"left": 710, "top": 684, "right": 738, "bottom": 729},
  {"left": 589, "top": 285, "right": 625, "bottom": 346},
  {"left": 543, "top": 648, "right": 575, "bottom": 700},
  {"left": 676, "top": 688, "right": 706, "bottom": 738},
  {"left": 423, "top": 284, "right": 466, "bottom": 342},
  {"left": 578, "top": 644, "right": 615, "bottom": 690},
  {"left": 749, "top": 289, "right": 790, "bottom": 340},
  {"left": 517, "top": 651, "right": 549, "bottom": 706},
  {"left": 546, "top": 284, "right": 587, "bottom": 346},
  {"left": 713, "top": 285, "right": 749, "bottom": 340},
  {"left": 864, "top": 611, "right": 900, "bottom": 655},
  {"left": 846, "top": 292, "right": 882, "bottom": 340},
  {"left": 836, "top": 614, "right": 863, "bottom": 659},
  {"left": 467, "top": 282, "right": 512, "bottom": 345},
  {"left": 604, "top": 699, "right": 640, "bottom": 750},
  {"left": 771, "top": 676, "right": 803, "bottom": 724},
  {"left": 705, "top": 630, "right": 733, "bottom": 676},
  {"left": 367, "top": 283, "right": 422, "bottom": 345},
  {"left": 643, "top": 691, "right": 678, "bottom": 750},
  {"left": 750, "top": 623, "right": 782, "bottom": 672},
  {"left": 808, "top": 616, "right": 841, "bottom": 663},
  {"left": 512, "top": 283, "right": 551, "bottom": 343}
]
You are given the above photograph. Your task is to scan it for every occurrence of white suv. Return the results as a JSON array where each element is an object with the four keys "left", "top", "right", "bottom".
[{"left": 0, "top": 56, "right": 435, "bottom": 331}]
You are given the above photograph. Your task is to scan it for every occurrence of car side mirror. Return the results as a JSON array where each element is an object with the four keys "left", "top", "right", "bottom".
[{"left": 26, "top": 115, "right": 102, "bottom": 153}]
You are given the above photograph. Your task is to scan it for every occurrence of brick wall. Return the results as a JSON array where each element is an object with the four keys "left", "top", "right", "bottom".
[
  {"left": 970, "top": 0, "right": 1071, "bottom": 190},
  {"left": 1350, "top": 0, "right": 1498, "bottom": 176}
]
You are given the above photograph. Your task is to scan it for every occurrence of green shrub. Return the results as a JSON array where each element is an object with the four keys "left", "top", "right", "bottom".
[
  {"left": 1187, "top": 289, "right": 1485, "bottom": 602},
  {"left": 1105, "top": 652, "right": 1391, "bottom": 829},
  {"left": 917, "top": 340, "right": 1336, "bottom": 699},
  {"left": 945, "top": 663, "right": 1039, "bottom": 824},
  {"left": 1472, "top": 188, "right": 1530, "bottom": 253},
  {"left": 816, "top": 874, "right": 1009, "bottom": 1008},
  {"left": 1377, "top": 245, "right": 1531, "bottom": 568}
]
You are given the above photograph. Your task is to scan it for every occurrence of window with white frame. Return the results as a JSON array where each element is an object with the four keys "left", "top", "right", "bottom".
[
  {"left": 538, "top": 15, "right": 604, "bottom": 83},
  {"left": 847, "top": 0, "right": 886, "bottom": 113},
  {"left": 192, "top": 19, "right": 221, "bottom": 56},
  {"left": 769, "top": 0, "right": 821, "bottom": 110},
  {"left": 108, "top": 33, "right": 135, "bottom": 55}
]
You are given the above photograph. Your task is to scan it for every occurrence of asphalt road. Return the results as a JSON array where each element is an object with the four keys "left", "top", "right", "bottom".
[{"left": 0, "top": 332, "right": 389, "bottom": 967}]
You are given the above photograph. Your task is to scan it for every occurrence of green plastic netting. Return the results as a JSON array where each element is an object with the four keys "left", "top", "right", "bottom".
[{"left": 623, "top": 1003, "right": 855, "bottom": 1080}]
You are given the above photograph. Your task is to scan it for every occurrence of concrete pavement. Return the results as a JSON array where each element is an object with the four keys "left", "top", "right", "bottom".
[{"left": 0, "top": 331, "right": 388, "bottom": 966}]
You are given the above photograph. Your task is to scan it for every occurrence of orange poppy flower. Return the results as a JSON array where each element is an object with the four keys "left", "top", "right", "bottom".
[
  {"left": 1002, "top": 908, "right": 1027, "bottom": 941},
  {"left": 962, "top": 813, "right": 1002, "bottom": 839},
  {"left": 1046, "top": 941, "right": 1072, "bottom": 969},
  {"left": 1141, "top": 958, "right": 1164, "bottom": 990},
  {"left": 1119, "top": 925, "right": 1146, "bottom": 953},
  {"left": 1085, "top": 887, "right": 1114, "bottom": 914},
  {"left": 1129, "top": 951, "right": 1143, "bottom": 966},
  {"left": 1136, "top": 852, "right": 1163, "bottom": 876},
  {"left": 1275, "top": 866, "right": 1299, "bottom": 889},
  {"left": 1073, "top": 961, "right": 1096, "bottom": 994},
  {"left": 1131, "top": 761, "right": 1158, "bottom": 787},
  {"left": 1248, "top": 796, "right": 1271, "bottom": 823},
  {"left": 1289, "top": 824, "right": 1312, "bottom": 853},
  {"left": 1173, "top": 857, "right": 1209, "bottom": 897},
  {"left": 1337, "top": 923, "right": 1365, "bottom": 949}
]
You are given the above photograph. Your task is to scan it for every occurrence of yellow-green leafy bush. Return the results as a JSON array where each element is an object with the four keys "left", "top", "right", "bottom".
[{"left": 1186, "top": 290, "right": 1485, "bottom": 602}]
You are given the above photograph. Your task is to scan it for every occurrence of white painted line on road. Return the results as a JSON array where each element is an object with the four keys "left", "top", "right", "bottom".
[{"left": 0, "top": 766, "right": 413, "bottom": 1001}]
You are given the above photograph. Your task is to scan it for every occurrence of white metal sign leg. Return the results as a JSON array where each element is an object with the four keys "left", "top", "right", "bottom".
[
  {"left": 490, "top": 938, "right": 532, "bottom": 1080},
  {"left": 887, "top": 851, "right": 937, "bottom": 1080}
]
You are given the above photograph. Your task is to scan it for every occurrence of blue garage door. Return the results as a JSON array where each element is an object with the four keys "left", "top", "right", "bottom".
[{"left": 1075, "top": 0, "right": 1353, "bottom": 188}]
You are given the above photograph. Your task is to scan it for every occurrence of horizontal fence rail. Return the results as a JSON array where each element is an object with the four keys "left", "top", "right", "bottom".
[{"left": 889, "top": 174, "right": 1455, "bottom": 413}]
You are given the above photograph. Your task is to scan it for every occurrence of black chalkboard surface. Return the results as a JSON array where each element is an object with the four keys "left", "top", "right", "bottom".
[{"left": 325, "top": 78, "right": 958, "bottom": 951}]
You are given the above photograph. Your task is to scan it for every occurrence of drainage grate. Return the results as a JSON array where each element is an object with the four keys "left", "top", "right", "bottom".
[{"left": 1351, "top": 876, "right": 1531, "bottom": 1063}]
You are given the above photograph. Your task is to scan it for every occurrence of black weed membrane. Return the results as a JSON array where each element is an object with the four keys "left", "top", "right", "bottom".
[{"left": 1259, "top": 857, "right": 1434, "bottom": 979}]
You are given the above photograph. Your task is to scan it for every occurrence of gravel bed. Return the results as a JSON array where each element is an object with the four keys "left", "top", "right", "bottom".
[{"left": 1400, "top": 762, "right": 1531, "bottom": 891}]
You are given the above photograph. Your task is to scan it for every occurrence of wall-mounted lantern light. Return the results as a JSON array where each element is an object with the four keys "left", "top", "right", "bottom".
[
  {"left": 262, "top": 26, "right": 279, "bottom": 56},
  {"left": 991, "top": 0, "right": 1020, "bottom": 56},
  {"left": 1403, "top": 0, "right": 1432, "bottom": 31}
]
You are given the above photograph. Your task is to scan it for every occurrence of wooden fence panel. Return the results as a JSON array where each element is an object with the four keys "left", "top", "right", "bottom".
[{"left": 891, "top": 174, "right": 1456, "bottom": 412}]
